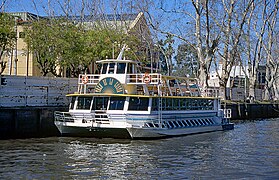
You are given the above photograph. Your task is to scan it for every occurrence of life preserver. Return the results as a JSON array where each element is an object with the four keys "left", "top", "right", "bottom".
[
  {"left": 82, "top": 75, "right": 89, "bottom": 84},
  {"left": 143, "top": 73, "right": 151, "bottom": 84}
]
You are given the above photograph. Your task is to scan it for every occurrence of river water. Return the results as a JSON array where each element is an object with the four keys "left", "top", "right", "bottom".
[{"left": 0, "top": 119, "right": 278, "bottom": 179}]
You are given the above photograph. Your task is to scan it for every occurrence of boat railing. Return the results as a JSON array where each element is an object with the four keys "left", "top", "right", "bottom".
[
  {"left": 94, "top": 110, "right": 109, "bottom": 123},
  {"left": 77, "top": 73, "right": 201, "bottom": 97},
  {"left": 54, "top": 111, "right": 75, "bottom": 122},
  {"left": 78, "top": 74, "right": 100, "bottom": 85},
  {"left": 54, "top": 111, "right": 95, "bottom": 123},
  {"left": 126, "top": 73, "right": 161, "bottom": 84},
  {"left": 78, "top": 73, "right": 162, "bottom": 85}
]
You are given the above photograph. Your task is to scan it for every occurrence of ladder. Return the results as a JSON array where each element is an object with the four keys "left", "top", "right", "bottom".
[{"left": 158, "top": 84, "right": 163, "bottom": 128}]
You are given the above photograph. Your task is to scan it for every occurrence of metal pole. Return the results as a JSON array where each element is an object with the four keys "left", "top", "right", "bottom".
[{"left": 14, "top": 17, "right": 18, "bottom": 75}]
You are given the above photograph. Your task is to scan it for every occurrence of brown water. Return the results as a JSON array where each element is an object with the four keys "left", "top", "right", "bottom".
[{"left": 0, "top": 119, "right": 278, "bottom": 179}]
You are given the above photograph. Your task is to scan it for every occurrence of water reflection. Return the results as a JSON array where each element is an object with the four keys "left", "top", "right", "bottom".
[{"left": 0, "top": 119, "right": 278, "bottom": 179}]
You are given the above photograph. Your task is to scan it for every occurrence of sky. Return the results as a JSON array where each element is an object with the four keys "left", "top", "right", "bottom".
[
  {"left": 1, "top": 0, "right": 196, "bottom": 63},
  {"left": 2, "top": 0, "right": 48, "bottom": 15},
  {"left": 2, "top": 0, "right": 142, "bottom": 16}
]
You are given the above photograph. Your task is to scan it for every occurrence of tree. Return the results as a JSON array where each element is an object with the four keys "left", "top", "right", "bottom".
[
  {"left": 213, "top": 0, "right": 254, "bottom": 100},
  {"left": 263, "top": 0, "right": 279, "bottom": 100},
  {"left": 240, "top": 0, "right": 279, "bottom": 101},
  {"left": 25, "top": 19, "right": 62, "bottom": 76},
  {"left": 25, "top": 17, "right": 141, "bottom": 77},
  {"left": 0, "top": 13, "right": 16, "bottom": 75},
  {"left": 173, "top": 43, "right": 198, "bottom": 78},
  {"left": 155, "top": 34, "right": 174, "bottom": 75}
]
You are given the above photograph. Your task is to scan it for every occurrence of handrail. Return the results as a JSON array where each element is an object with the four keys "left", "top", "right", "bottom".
[
  {"left": 54, "top": 111, "right": 110, "bottom": 123},
  {"left": 76, "top": 72, "right": 202, "bottom": 97}
]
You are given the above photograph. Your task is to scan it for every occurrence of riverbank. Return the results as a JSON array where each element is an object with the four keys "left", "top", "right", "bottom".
[
  {"left": 0, "top": 106, "right": 66, "bottom": 139},
  {"left": 222, "top": 102, "right": 279, "bottom": 120}
]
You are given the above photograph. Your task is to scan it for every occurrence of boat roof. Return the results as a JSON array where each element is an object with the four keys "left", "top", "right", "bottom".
[{"left": 66, "top": 93, "right": 219, "bottom": 99}]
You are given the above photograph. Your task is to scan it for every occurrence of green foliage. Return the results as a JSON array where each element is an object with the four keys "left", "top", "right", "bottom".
[
  {"left": 24, "top": 18, "right": 141, "bottom": 77},
  {"left": 173, "top": 43, "right": 198, "bottom": 78},
  {"left": 25, "top": 19, "right": 62, "bottom": 76},
  {"left": 157, "top": 34, "right": 174, "bottom": 75},
  {"left": 0, "top": 13, "right": 16, "bottom": 74}
]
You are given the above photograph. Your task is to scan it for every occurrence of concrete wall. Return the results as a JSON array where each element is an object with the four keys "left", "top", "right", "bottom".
[
  {"left": 0, "top": 76, "right": 77, "bottom": 139},
  {"left": 0, "top": 75, "right": 77, "bottom": 107},
  {"left": 0, "top": 107, "right": 67, "bottom": 139}
]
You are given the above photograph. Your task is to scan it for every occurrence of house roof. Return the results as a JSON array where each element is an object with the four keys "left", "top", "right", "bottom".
[
  {"left": 8, "top": 12, "right": 45, "bottom": 21},
  {"left": 56, "top": 13, "right": 139, "bottom": 22}
]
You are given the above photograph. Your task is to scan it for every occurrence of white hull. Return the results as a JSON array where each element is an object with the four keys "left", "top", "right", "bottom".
[
  {"left": 127, "top": 125, "right": 223, "bottom": 139},
  {"left": 55, "top": 120, "right": 227, "bottom": 139},
  {"left": 55, "top": 121, "right": 131, "bottom": 138}
]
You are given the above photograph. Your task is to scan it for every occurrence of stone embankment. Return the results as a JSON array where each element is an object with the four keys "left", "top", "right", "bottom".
[
  {"left": 222, "top": 102, "right": 279, "bottom": 120},
  {"left": 0, "top": 75, "right": 77, "bottom": 139}
]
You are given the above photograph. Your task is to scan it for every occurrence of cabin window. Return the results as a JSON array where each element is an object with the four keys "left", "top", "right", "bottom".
[
  {"left": 92, "top": 97, "right": 109, "bottom": 110},
  {"left": 109, "top": 97, "right": 126, "bottom": 110},
  {"left": 69, "top": 97, "right": 76, "bottom": 110},
  {"left": 117, "top": 63, "right": 126, "bottom": 74},
  {"left": 127, "top": 63, "right": 133, "bottom": 74},
  {"left": 207, "top": 100, "right": 214, "bottom": 110},
  {"left": 162, "top": 98, "right": 166, "bottom": 110},
  {"left": 102, "top": 63, "right": 108, "bottom": 74},
  {"left": 174, "top": 98, "right": 180, "bottom": 110},
  {"left": 128, "top": 97, "right": 149, "bottom": 111},
  {"left": 166, "top": 98, "right": 172, "bottom": 110},
  {"left": 152, "top": 98, "right": 158, "bottom": 111},
  {"left": 76, "top": 97, "right": 92, "bottom": 110},
  {"left": 108, "top": 63, "right": 115, "bottom": 74}
]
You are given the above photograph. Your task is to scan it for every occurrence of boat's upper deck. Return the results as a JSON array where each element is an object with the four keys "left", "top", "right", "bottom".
[{"left": 76, "top": 45, "right": 201, "bottom": 97}]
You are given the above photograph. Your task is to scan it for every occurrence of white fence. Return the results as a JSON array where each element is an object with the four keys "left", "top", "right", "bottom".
[{"left": 0, "top": 75, "right": 77, "bottom": 107}]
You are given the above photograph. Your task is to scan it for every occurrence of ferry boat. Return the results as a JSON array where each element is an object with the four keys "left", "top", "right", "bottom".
[{"left": 54, "top": 46, "right": 234, "bottom": 139}]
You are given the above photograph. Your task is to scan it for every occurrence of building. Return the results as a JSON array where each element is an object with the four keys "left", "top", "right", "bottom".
[
  {"left": 206, "top": 63, "right": 267, "bottom": 100},
  {"left": 1, "top": 12, "right": 45, "bottom": 76},
  {"left": 2, "top": 12, "right": 151, "bottom": 77}
]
